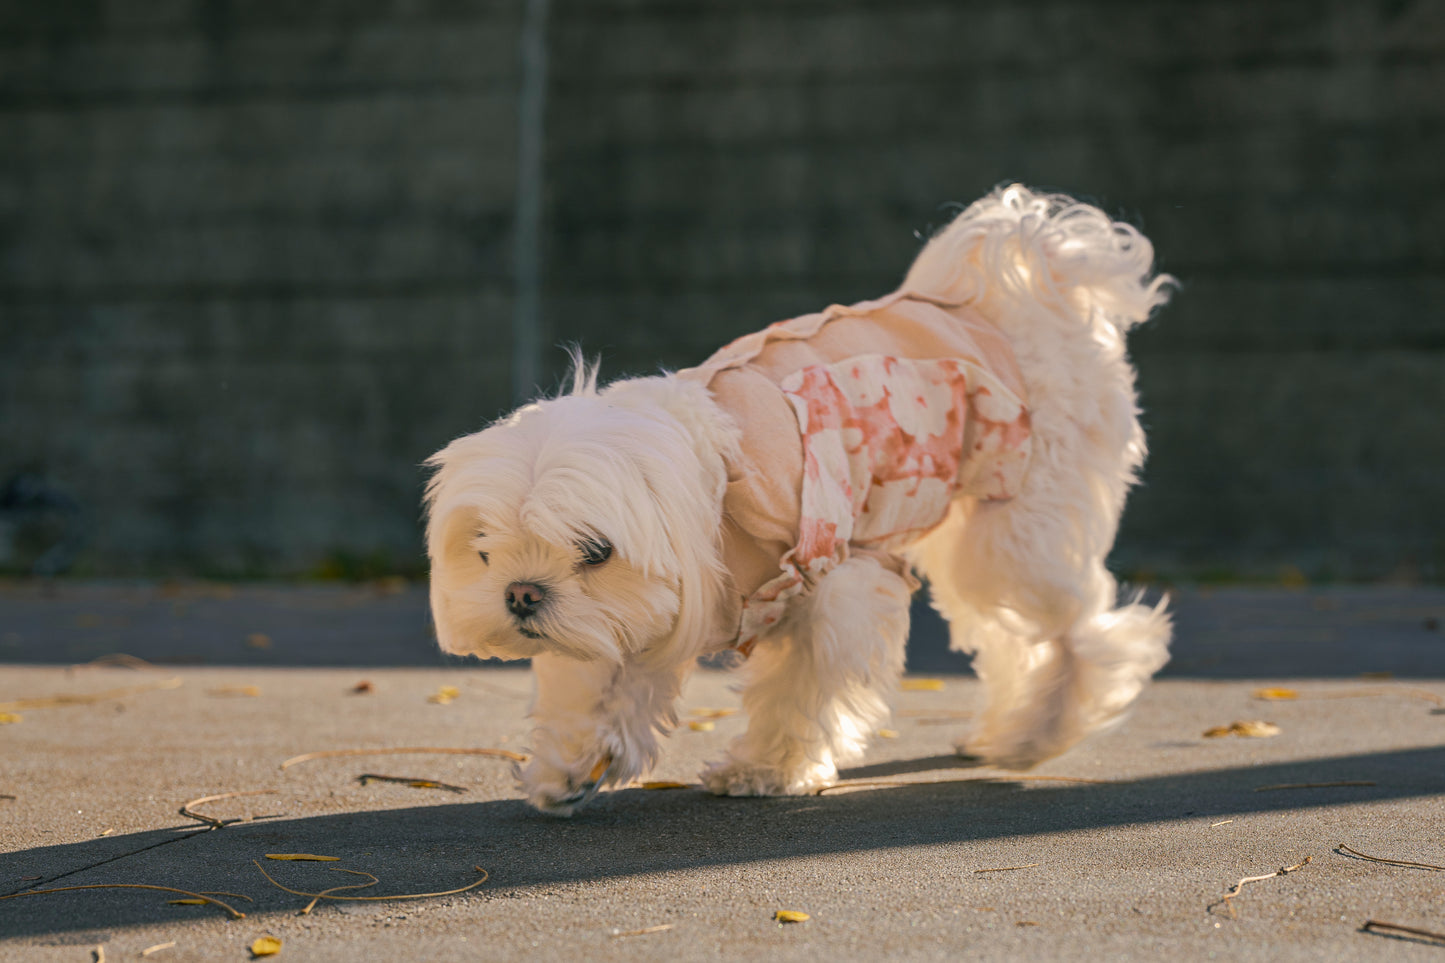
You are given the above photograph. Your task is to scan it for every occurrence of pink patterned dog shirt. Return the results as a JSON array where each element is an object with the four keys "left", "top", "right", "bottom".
[{"left": 679, "top": 290, "right": 1032, "bottom": 655}]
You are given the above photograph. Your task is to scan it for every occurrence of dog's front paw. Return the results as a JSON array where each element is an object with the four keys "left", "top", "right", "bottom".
[
  {"left": 700, "top": 756, "right": 836, "bottom": 797},
  {"left": 520, "top": 754, "right": 616, "bottom": 817}
]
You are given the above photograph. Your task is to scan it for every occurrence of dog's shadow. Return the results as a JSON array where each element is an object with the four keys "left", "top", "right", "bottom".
[
  {"left": 4, "top": 744, "right": 1443, "bottom": 940},
  {"left": 839, "top": 753, "right": 984, "bottom": 780}
]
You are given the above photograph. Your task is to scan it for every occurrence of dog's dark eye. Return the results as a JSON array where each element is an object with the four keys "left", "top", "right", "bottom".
[{"left": 578, "top": 538, "right": 612, "bottom": 567}]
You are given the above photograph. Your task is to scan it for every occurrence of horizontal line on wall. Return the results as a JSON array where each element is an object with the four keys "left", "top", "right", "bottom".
[
  {"left": 0, "top": 7, "right": 522, "bottom": 47},
  {"left": 542, "top": 122, "right": 1445, "bottom": 161},
  {"left": 547, "top": 51, "right": 1444, "bottom": 91},
  {"left": 0, "top": 278, "right": 510, "bottom": 307},
  {"left": 0, "top": 79, "right": 519, "bottom": 112}
]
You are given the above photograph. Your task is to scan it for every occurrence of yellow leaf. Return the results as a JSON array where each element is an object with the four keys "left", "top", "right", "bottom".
[
  {"left": 877, "top": 729, "right": 899, "bottom": 739},
  {"left": 428, "top": 686, "right": 460, "bottom": 704},
  {"left": 588, "top": 756, "right": 613, "bottom": 782},
  {"left": 1203, "top": 720, "right": 1280, "bottom": 739},
  {"left": 901, "top": 678, "right": 944, "bottom": 691},
  {"left": 688, "top": 720, "right": 715, "bottom": 732},
  {"left": 641, "top": 781, "right": 690, "bottom": 790},
  {"left": 774, "top": 910, "right": 810, "bottom": 923},
  {"left": 250, "top": 936, "right": 282, "bottom": 957},
  {"left": 689, "top": 707, "right": 738, "bottom": 719},
  {"left": 0, "top": 713, "right": 20, "bottom": 724},
  {"left": 207, "top": 686, "right": 260, "bottom": 697},
  {"left": 265, "top": 853, "right": 341, "bottom": 861},
  {"left": 1253, "top": 687, "right": 1298, "bottom": 701}
]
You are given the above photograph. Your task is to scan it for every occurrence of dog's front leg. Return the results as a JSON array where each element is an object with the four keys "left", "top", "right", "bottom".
[
  {"left": 521, "top": 651, "right": 686, "bottom": 815},
  {"left": 702, "top": 556, "right": 912, "bottom": 796}
]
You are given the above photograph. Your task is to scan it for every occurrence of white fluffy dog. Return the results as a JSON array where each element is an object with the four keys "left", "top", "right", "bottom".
[{"left": 425, "top": 185, "right": 1173, "bottom": 815}]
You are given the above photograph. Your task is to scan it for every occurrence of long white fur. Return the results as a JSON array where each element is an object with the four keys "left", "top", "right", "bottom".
[{"left": 424, "top": 184, "right": 1173, "bottom": 814}]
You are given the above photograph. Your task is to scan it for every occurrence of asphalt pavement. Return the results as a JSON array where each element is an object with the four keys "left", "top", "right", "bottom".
[{"left": 1, "top": 580, "right": 1442, "bottom": 961}]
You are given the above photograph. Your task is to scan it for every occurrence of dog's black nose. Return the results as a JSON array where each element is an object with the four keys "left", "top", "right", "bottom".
[{"left": 505, "top": 581, "right": 547, "bottom": 618}]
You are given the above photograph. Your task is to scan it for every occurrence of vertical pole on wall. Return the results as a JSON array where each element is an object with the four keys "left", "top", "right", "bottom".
[{"left": 511, "top": 0, "right": 550, "bottom": 403}]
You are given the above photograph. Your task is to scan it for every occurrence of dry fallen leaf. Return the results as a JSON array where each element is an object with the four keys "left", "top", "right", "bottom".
[
  {"left": 900, "top": 678, "right": 944, "bottom": 691},
  {"left": 1203, "top": 720, "right": 1281, "bottom": 739},
  {"left": 245, "top": 634, "right": 272, "bottom": 650},
  {"left": 688, "top": 707, "right": 738, "bottom": 719},
  {"left": 0, "top": 713, "right": 21, "bottom": 725},
  {"left": 428, "top": 686, "right": 460, "bottom": 705},
  {"left": 774, "top": 910, "right": 810, "bottom": 923},
  {"left": 265, "top": 854, "right": 341, "bottom": 862},
  {"left": 641, "top": 781, "right": 690, "bottom": 790},
  {"left": 877, "top": 729, "right": 899, "bottom": 739},
  {"left": 1253, "top": 687, "right": 1299, "bottom": 701},
  {"left": 207, "top": 686, "right": 260, "bottom": 698},
  {"left": 167, "top": 898, "right": 208, "bottom": 906},
  {"left": 351, "top": 681, "right": 374, "bottom": 694},
  {"left": 250, "top": 936, "right": 281, "bottom": 957},
  {"left": 687, "top": 720, "right": 715, "bottom": 732}
]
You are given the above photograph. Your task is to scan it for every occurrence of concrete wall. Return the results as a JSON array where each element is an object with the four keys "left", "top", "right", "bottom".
[{"left": 2, "top": 0, "right": 1442, "bottom": 579}]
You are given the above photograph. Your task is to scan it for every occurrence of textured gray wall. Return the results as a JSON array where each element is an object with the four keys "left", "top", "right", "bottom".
[{"left": 1, "top": 0, "right": 1442, "bottom": 580}]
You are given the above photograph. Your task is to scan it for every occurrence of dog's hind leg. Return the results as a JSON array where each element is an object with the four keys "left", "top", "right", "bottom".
[
  {"left": 908, "top": 497, "right": 1169, "bottom": 770},
  {"left": 701, "top": 555, "right": 912, "bottom": 796}
]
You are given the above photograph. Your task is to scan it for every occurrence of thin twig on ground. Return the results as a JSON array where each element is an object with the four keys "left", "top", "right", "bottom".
[
  {"left": 294, "top": 868, "right": 381, "bottom": 914},
  {"left": 0, "top": 677, "right": 182, "bottom": 713},
  {"left": 356, "top": 773, "right": 469, "bottom": 793},
  {"left": 178, "top": 790, "right": 279, "bottom": 830},
  {"left": 974, "top": 864, "right": 1039, "bottom": 873},
  {"left": 279, "top": 747, "right": 527, "bottom": 770},
  {"left": 1362, "top": 920, "right": 1445, "bottom": 944},
  {"left": 1207, "top": 856, "right": 1311, "bottom": 919},
  {"left": 0, "top": 884, "right": 246, "bottom": 919},
  {"left": 252, "top": 860, "right": 490, "bottom": 910},
  {"left": 1253, "top": 781, "right": 1376, "bottom": 792},
  {"left": 1337, "top": 843, "right": 1445, "bottom": 871},
  {"left": 1310, "top": 687, "right": 1443, "bottom": 707},
  {"left": 610, "top": 924, "right": 674, "bottom": 938}
]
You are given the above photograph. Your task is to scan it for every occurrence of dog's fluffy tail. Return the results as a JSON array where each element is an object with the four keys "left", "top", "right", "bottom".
[
  {"left": 903, "top": 185, "right": 1174, "bottom": 770},
  {"left": 902, "top": 184, "right": 1173, "bottom": 350}
]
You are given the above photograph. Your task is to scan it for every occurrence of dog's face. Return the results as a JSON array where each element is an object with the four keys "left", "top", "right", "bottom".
[{"left": 425, "top": 383, "right": 731, "bottom": 665}]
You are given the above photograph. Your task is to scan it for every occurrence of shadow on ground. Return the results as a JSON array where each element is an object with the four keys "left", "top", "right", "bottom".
[{"left": 2, "top": 745, "right": 1441, "bottom": 938}]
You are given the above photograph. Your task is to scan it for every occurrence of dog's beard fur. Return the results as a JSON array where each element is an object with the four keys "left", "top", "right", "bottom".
[{"left": 424, "top": 184, "right": 1174, "bottom": 814}]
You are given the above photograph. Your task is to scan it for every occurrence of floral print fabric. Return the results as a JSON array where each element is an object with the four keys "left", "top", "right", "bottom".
[{"left": 736, "top": 353, "right": 1031, "bottom": 650}]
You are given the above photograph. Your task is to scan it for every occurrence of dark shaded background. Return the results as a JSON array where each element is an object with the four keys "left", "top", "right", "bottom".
[{"left": 2, "top": 0, "right": 1442, "bottom": 581}]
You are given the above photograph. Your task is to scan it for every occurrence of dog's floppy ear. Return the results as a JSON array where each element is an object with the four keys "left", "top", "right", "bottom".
[
  {"left": 599, "top": 375, "right": 742, "bottom": 663},
  {"left": 422, "top": 429, "right": 524, "bottom": 661}
]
